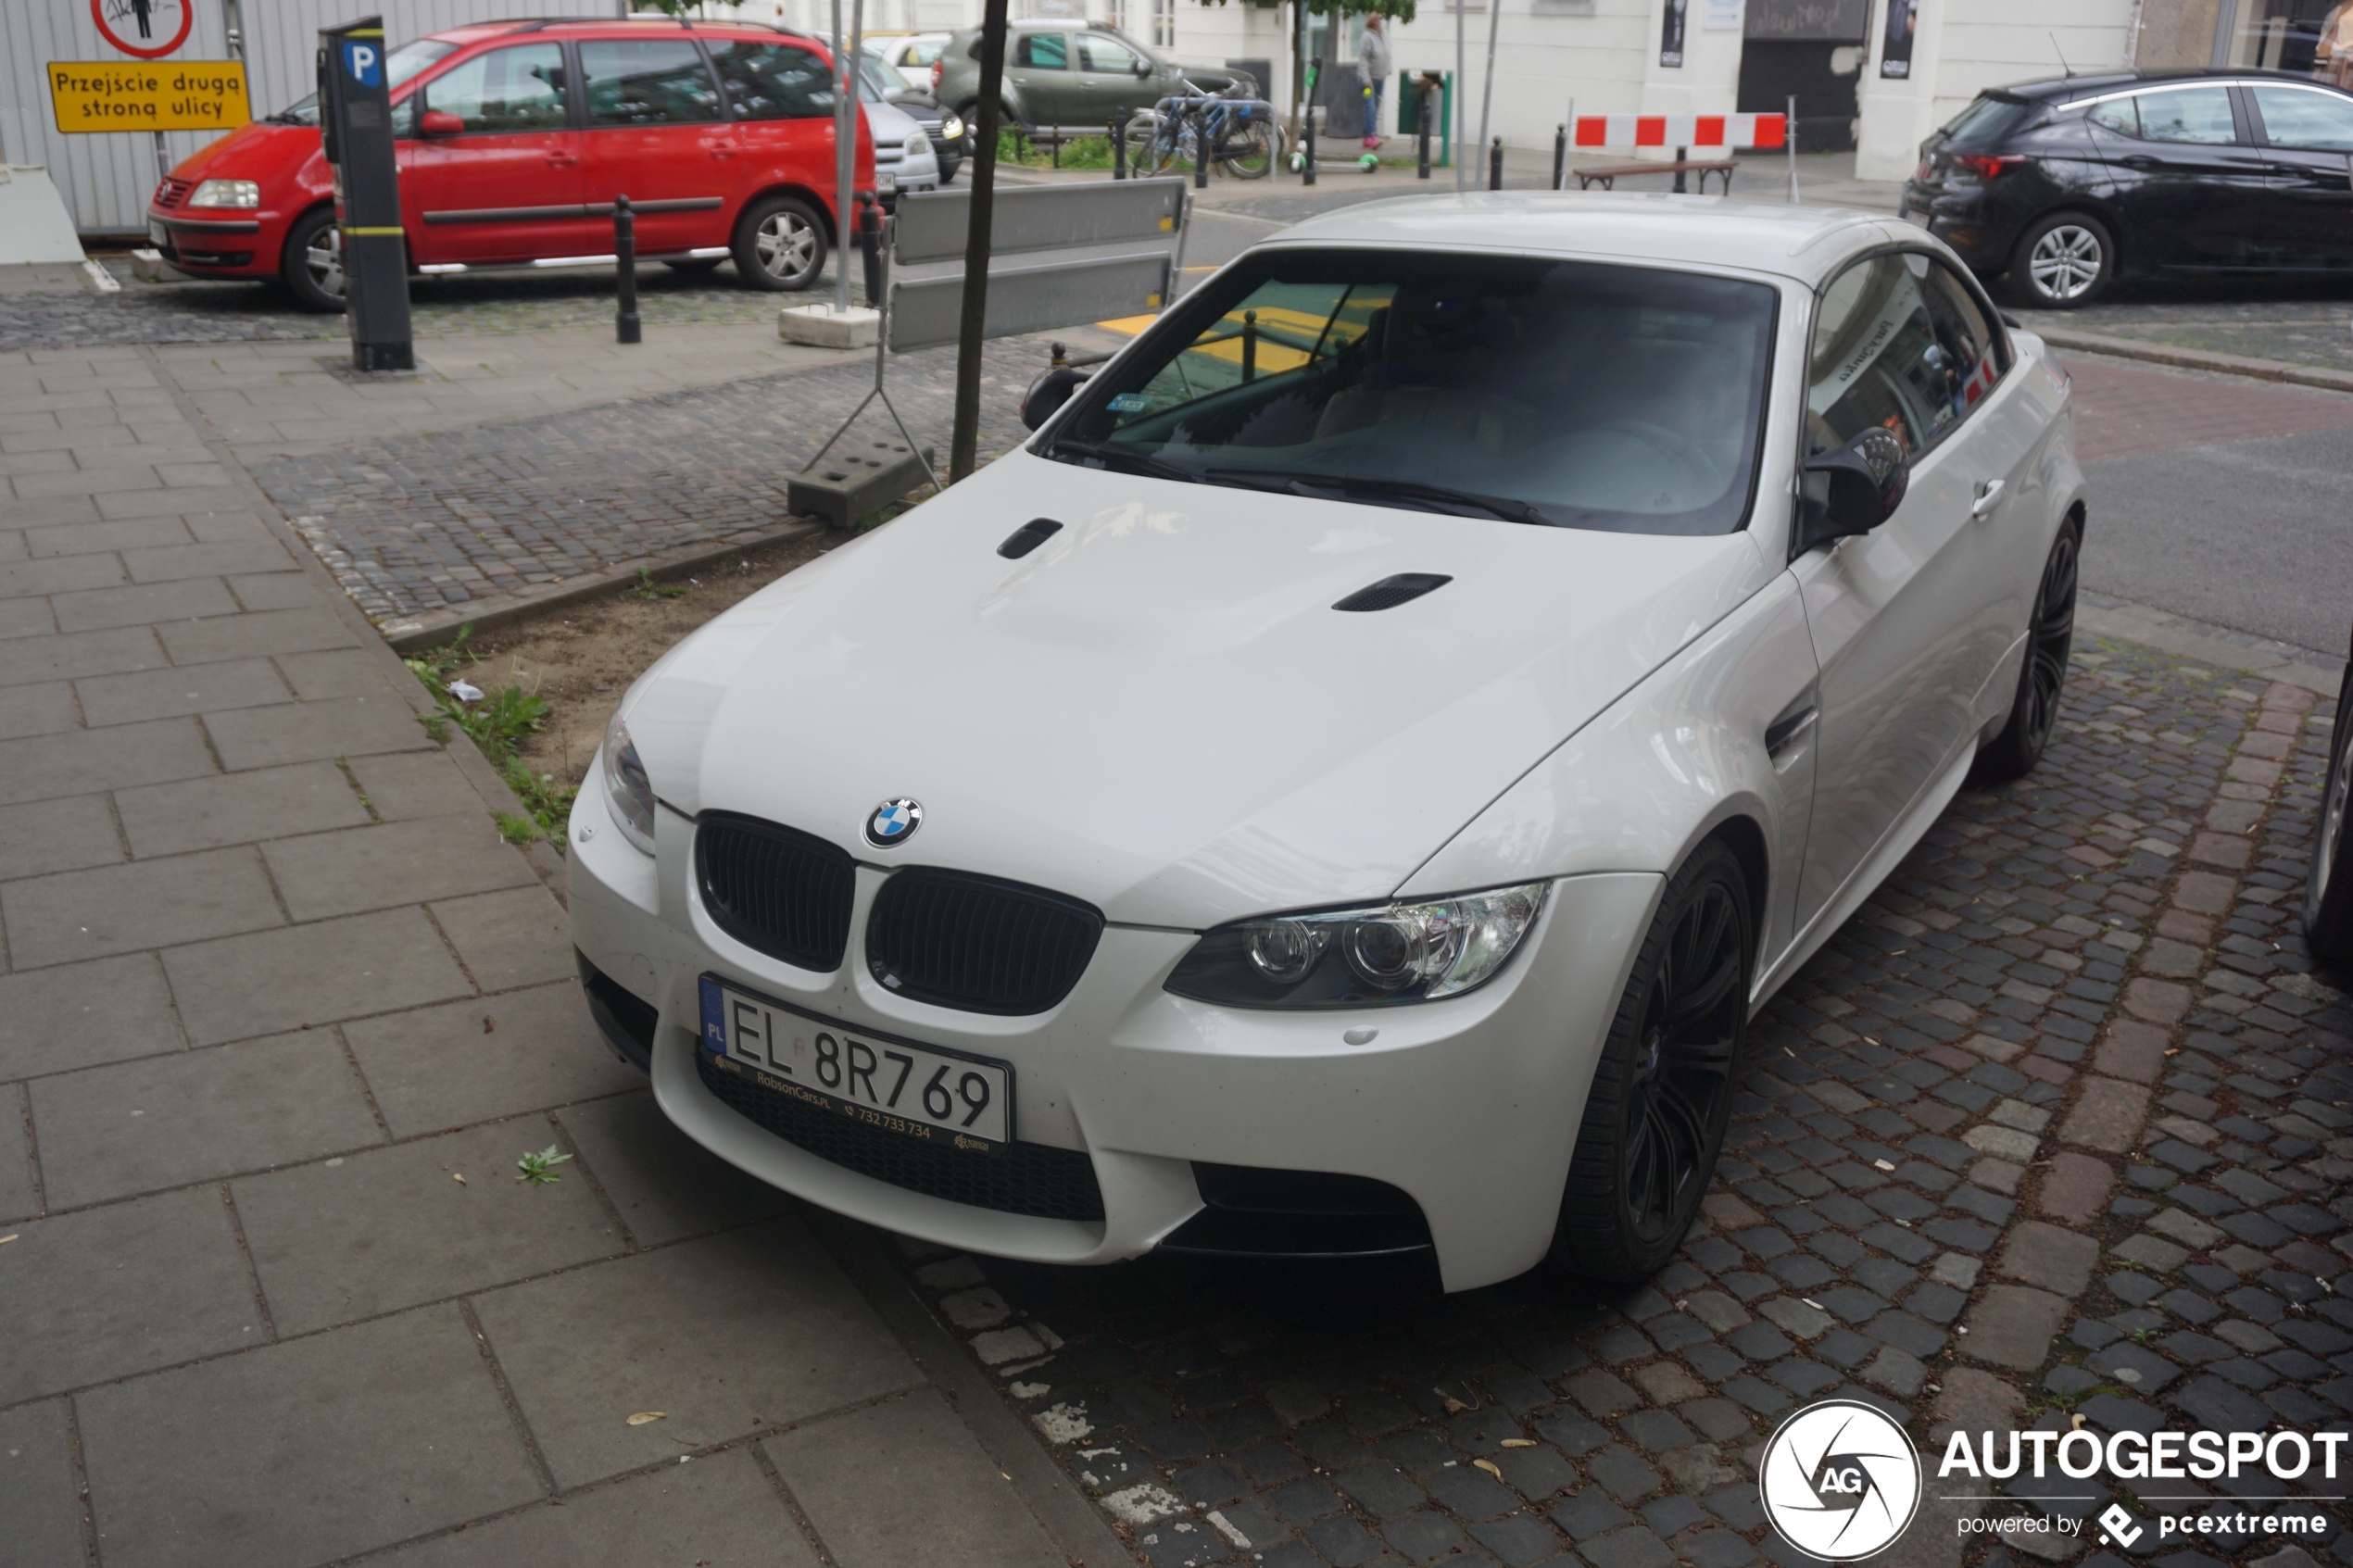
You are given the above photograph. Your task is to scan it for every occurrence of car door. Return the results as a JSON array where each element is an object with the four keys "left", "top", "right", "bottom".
[
  {"left": 2082, "top": 83, "right": 2271, "bottom": 270},
  {"left": 2246, "top": 81, "right": 2353, "bottom": 268},
  {"left": 577, "top": 37, "right": 735, "bottom": 257},
  {"left": 1787, "top": 251, "right": 2007, "bottom": 936},
  {"left": 708, "top": 38, "right": 840, "bottom": 223},
  {"left": 1076, "top": 31, "right": 1150, "bottom": 122},
  {"left": 1011, "top": 31, "right": 1073, "bottom": 125},
  {"left": 406, "top": 42, "right": 587, "bottom": 265}
]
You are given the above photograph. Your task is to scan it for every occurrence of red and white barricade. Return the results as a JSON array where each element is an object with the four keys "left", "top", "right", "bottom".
[{"left": 1571, "top": 113, "right": 1786, "bottom": 150}]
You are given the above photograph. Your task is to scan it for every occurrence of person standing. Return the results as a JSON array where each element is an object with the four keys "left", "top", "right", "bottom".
[{"left": 1358, "top": 14, "right": 1391, "bottom": 147}]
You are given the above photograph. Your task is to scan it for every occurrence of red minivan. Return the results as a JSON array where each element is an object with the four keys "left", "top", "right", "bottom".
[{"left": 147, "top": 17, "right": 877, "bottom": 310}]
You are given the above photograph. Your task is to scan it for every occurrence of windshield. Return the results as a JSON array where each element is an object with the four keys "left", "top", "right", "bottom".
[
  {"left": 1045, "top": 249, "right": 1777, "bottom": 536},
  {"left": 1937, "top": 94, "right": 2032, "bottom": 145},
  {"left": 862, "top": 56, "right": 914, "bottom": 94},
  {"left": 273, "top": 38, "right": 456, "bottom": 123}
]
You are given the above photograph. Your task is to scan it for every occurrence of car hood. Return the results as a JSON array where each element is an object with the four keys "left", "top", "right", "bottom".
[
  {"left": 167, "top": 119, "right": 309, "bottom": 184},
  {"left": 627, "top": 450, "right": 1770, "bottom": 929}
]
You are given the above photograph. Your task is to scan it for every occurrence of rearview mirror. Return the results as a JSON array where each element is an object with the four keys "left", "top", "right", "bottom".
[
  {"left": 1798, "top": 427, "right": 1907, "bottom": 551},
  {"left": 419, "top": 108, "right": 464, "bottom": 137}
]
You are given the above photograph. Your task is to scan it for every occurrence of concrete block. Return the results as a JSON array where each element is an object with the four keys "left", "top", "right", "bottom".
[
  {"left": 777, "top": 302, "right": 880, "bottom": 347},
  {"left": 786, "top": 439, "right": 932, "bottom": 529}
]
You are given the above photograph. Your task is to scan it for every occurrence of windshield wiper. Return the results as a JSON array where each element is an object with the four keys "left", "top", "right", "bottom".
[
  {"left": 1202, "top": 469, "right": 1556, "bottom": 528},
  {"left": 1044, "top": 440, "right": 1200, "bottom": 485}
]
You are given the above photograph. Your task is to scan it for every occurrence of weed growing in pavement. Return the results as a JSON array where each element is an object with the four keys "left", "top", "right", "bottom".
[
  {"left": 629, "top": 566, "right": 687, "bottom": 600},
  {"left": 516, "top": 1145, "right": 573, "bottom": 1186},
  {"left": 406, "top": 623, "right": 578, "bottom": 851},
  {"left": 499, "top": 757, "right": 577, "bottom": 845}
]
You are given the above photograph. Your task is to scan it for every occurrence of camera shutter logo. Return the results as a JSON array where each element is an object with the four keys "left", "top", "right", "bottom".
[{"left": 1759, "top": 1399, "right": 1922, "bottom": 1561}]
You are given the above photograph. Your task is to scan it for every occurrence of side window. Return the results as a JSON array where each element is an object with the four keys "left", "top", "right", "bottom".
[
  {"left": 1807, "top": 254, "right": 1971, "bottom": 458},
  {"left": 709, "top": 43, "right": 835, "bottom": 120},
  {"left": 2252, "top": 84, "right": 2353, "bottom": 150},
  {"left": 2134, "top": 86, "right": 2237, "bottom": 144},
  {"left": 1920, "top": 261, "right": 2007, "bottom": 413},
  {"left": 579, "top": 39, "right": 723, "bottom": 126},
  {"left": 2085, "top": 96, "right": 2138, "bottom": 136},
  {"left": 1017, "top": 33, "right": 1069, "bottom": 69},
  {"left": 422, "top": 44, "right": 569, "bottom": 133},
  {"left": 1080, "top": 33, "right": 1142, "bottom": 73}
]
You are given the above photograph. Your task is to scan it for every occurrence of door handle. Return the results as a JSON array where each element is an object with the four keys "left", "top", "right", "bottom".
[
  {"left": 546, "top": 151, "right": 577, "bottom": 168},
  {"left": 2119, "top": 154, "right": 2160, "bottom": 169},
  {"left": 1971, "top": 479, "right": 2006, "bottom": 518}
]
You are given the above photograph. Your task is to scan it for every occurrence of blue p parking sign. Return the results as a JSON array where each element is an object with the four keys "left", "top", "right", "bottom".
[{"left": 342, "top": 40, "right": 381, "bottom": 87}]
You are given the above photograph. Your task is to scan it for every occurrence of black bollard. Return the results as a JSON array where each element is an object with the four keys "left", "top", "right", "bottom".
[
  {"left": 1417, "top": 85, "right": 1432, "bottom": 180},
  {"left": 1489, "top": 136, "right": 1503, "bottom": 191},
  {"left": 1241, "top": 309, "right": 1257, "bottom": 383},
  {"left": 1193, "top": 101, "right": 1210, "bottom": 188},
  {"left": 1674, "top": 144, "right": 1688, "bottom": 194},
  {"left": 1112, "top": 112, "right": 1126, "bottom": 179},
  {"left": 1303, "top": 102, "right": 1316, "bottom": 186},
  {"left": 1552, "top": 124, "right": 1567, "bottom": 190},
  {"left": 858, "top": 194, "right": 883, "bottom": 307},
  {"left": 613, "top": 194, "right": 640, "bottom": 345}
]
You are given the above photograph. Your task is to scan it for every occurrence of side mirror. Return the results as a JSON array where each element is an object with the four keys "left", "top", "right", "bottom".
[
  {"left": 419, "top": 108, "right": 464, "bottom": 137},
  {"left": 1798, "top": 427, "right": 1907, "bottom": 551},
  {"left": 1021, "top": 367, "right": 1091, "bottom": 431},
  {"left": 1136, "top": 60, "right": 1151, "bottom": 77}
]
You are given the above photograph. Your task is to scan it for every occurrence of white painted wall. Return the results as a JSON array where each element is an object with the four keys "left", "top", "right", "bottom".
[{"left": 1853, "top": 0, "right": 2133, "bottom": 179}]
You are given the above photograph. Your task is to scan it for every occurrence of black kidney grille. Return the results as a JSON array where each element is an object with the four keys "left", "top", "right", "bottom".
[
  {"left": 696, "top": 813, "right": 855, "bottom": 972},
  {"left": 697, "top": 1050, "right": 1105, "bottom": 1221},
  {"left": 867, "top": 870, "right": 1103, "bottom": 1015}
]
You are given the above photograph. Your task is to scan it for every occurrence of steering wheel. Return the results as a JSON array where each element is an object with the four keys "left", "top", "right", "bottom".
[{"left": 1592, "top": 419, "right": 1721, "bottom": 485}]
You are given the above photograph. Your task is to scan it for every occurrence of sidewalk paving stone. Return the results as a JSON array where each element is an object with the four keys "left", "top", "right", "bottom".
[
  {"left": 75, "top": 653, "right": 294, "bottom": 725},
  {"left": 160, "top": 906, "right": 474, "bottom": 1044},
  {"left": 29, "top": 1031, "right": 384, "bottom": 1208},
  {"left": 0, "top": 1184, "right": 258, "bottom": 1403},
  {"left": 0, "top": 1401, "right": 84, "bottom": 1567},
  {"left": 0, "top": 951, "right": 182, "bottom": 1079},
  {"left": 203, "top": 692, "right": 433, "bottom": 771},
  {"left": 260, "top": 812, "right": 535, "bottom": 922},
  {"left": 2, "top": 844, "right": 283, "bottom": 967},
  {"left": 764, "top": 1389, "right": 1068, "bottom": 1568},
  {"left": 342, "top": 984, "right": 642, "bottom": 1137},
  {"left": 114, "top": 759, "right": 369, "bottom": 857},
  {"left": 0, "top": 792, "right": 122, "bottom": 879},
  {"left": 0, "top": 713, "right": 209, "bottom": 802},
  {"left": 76, "top": 1305, "right": 546, "bottom": 1568},
  {"left": 550, "top": 1090, "right": 793, "bottom": 1248},
  {"left": 471, "top": 1219, "right": 921, "bottom": 1488},
  {"left": 233, "top": 1117, "right": 623, "bottom": 1336},
  {"left": 426, "top": 884, "right": 575, "bottom": 991}
]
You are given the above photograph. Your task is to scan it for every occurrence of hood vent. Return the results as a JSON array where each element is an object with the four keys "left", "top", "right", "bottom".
[
  {"left": 997, "top": 518, "right": 1063, "bottom": 559},
  {"left": 1333, "top": 573, "right": 1453, "bottom": 612}
]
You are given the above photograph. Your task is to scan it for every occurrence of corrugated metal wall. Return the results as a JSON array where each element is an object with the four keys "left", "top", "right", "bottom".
[{"left": 1, "top": 0, "right": 622, "bottom": 235}]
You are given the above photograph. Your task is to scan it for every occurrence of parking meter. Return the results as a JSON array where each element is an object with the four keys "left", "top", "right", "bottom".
[{"left": 318, "top": 16, "right": 413, "bottom": 371}]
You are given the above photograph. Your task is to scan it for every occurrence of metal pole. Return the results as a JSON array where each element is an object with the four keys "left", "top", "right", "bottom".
[
  {"left": 1786, "top": 93, "right": 1801, "bottom": 203},
  {"left": 949, "top": 0, "right": 1009, "bottom": 482},
  {"left": 152, "top": 131, "right": 170, "bottom": 183},
  {"left": 1476, "top": 0, "right": 1501, "bottom": 171},
  {"left": 1453, "top": 0, "right": 1466, "bottom": 194},
  {"left": 1674, "top": 144, "right": 1687, "bottom": 194},
  {"left": 833, "top": 0, "right": 850, "bottom": 314},
  {"left": 1112, "top": 112, "right": 1126, "bottom": 178},
  {"left": 1417, "top": 81, "right": 1431, "bottom": 180},
  {"left": 1193, "top": 99, "right": 1209, "bottom": 187},
  {"left": 614, "top": 194, "right": 640, "bottom": 344},
  {"left": 1559, "top": 95, "right": 1573, "bottom": 189},
  {"left": 1552, "top": 124, "right": 1565, "bottom": 190},
  {"left": 1488, "top": 136, "right": 1502, "bottom": 190},
  {"left": 1303, "top": 88, "right": 1316, "bottom": 185},
  {"left": 1241, "top": 309, "right": 1257, "bottom": 382}
]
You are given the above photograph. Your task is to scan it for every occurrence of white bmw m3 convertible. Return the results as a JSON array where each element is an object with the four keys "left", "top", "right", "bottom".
[{"left": 567, "top": 194, "right": 2083, "bottom": 1293}]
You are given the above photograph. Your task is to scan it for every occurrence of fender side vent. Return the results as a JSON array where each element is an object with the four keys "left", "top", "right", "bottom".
[
  {"left": 997, "top": 518, "right": 1064, "bottom": 558},
  {"left": 1333, "top": 573, "right": 1452, "bottom": 612}
]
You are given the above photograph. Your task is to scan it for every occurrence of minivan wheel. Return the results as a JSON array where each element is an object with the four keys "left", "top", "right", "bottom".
[
  {"left": 281, "top": 207, "right": 347, "bottom": 313},
  {"left": 2011, "top": 212, "right": 2113, "bottom": 308},
  {"left": 1549, "top": 839, "right": 1752, "bottom": 1284},
  {"left": 732, "top": 194, "right": 827, "bottom": 292}
]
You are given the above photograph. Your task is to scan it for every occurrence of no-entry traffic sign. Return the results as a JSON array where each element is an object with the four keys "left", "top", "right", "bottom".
[{"left": 92, "top": 0, "right": 194, "bottom": 60}]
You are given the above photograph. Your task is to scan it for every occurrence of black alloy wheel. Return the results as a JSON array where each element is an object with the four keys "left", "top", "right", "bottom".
[
  {"left": 1552, "top": 839, "right": 1752, "bottom": 1283},
  {"left": 1974, "top": 516, "right": 2080, "bottom": 783},
  {"left": 2303, "top": 644, "right": 2353, "bottom": 972}
]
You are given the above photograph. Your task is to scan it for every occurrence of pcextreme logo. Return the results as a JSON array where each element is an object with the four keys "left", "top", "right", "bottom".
[{"left": 1760, "top": 1400, "right": 1923, "bottom": 1561}]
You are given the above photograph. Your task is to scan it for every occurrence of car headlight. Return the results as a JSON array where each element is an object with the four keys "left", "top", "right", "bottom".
[
  {"left": 940, "top": 113, "right": 963, "bottom": 140},
  {"left": 905, "top": 132, "right": 930, "bottom": 157},
  {"left": 601, "top": 710, "right": 657, "bottom": 855},
  {"left": 189, "top": 178, "right": 259, "bottom": 208},
  {"left": 1164, "top": 883, "right": 1549, "bottom": 1009}
]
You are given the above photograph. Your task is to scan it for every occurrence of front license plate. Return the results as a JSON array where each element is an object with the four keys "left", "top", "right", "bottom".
[
  {"left": 698, "top": 975, "right": 1012, "bottom": 1149},
  {"left": 147, "top": 218, "right": 169, "bottom": 248},
  {"left": 1902, "top": 207, "right": 1931, "bottom": 229}
]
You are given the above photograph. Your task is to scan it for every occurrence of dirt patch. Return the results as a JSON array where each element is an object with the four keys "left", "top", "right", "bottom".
[{"left": 430, "top": 528, "right": 845, "bottom": 795}]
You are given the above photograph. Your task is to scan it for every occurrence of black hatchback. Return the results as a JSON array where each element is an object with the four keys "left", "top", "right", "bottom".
[{"left": 1902, "top": 69, "right": 2353, "bottom": 308}]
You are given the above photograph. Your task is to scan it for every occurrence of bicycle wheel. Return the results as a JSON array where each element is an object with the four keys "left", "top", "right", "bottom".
[
  {"left": 1221, "top": 120, "right": 1280, "bottom": 180},
  {"left": 1126, "top": 111, "right": 1176, "bottom": 174}
]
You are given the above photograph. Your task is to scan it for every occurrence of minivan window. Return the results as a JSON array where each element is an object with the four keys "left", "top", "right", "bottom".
[
  {"left": 423, "top": 44, "right": 569, "bottom": 133},
  {"left": 1047, "top": 249, "right": 1778, "bottom": 537},
  {"left": 2251, "top": 83, "right": 2353, "bottom": 150},
  {"left": 1938, "top": 94, "right": 2031, "bottom": 144},
  {"left": 710, "top": 43, "right": 835, "bottom": 119},
  {"left": 579, "top": 39, "right": 723, "bottom": 126},
  {"left": 271, "top": 38, "right": 454, "bottom": 124}
]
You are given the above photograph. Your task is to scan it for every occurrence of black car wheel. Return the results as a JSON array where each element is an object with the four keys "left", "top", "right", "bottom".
[
  {"left": 1974, "top": 516, "right": 2081, "bottom": 783},
  {"left": 731, "top": 194, "right": 827, "bottom": 292},
  {"left": 1550, "top": 838, "right": 1752, "bottom": 1283},
  {"left": 2011, "top": 211, "right": 2113, "bottom": 308},
  {"left": 280, "top": 206, "right": 347, "bottom": 313},
  {"left": 2305, "top": 647, "right": 2353, "bottom": 972}
]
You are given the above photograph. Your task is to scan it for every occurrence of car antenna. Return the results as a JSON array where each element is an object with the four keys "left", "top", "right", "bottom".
[{"left": 2050, "top": 31, "right": 2074, "bottom": 76}]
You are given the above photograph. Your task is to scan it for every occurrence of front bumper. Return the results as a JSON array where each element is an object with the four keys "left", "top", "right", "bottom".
[
  {"left": 146, "top": 208, "right": 279, "bottom": 273},
  {"left": 564, "top": 777, "right": 1662, "bottom": 1292}
]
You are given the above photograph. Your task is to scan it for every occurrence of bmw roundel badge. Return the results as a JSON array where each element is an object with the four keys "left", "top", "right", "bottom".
[{"left": 864, "top": 797, "right": 923, "bottom": 847}]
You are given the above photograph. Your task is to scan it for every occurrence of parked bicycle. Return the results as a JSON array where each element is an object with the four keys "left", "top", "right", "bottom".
[{"left": 1125, "top": 79, "right": 1283, "bottom": 181}]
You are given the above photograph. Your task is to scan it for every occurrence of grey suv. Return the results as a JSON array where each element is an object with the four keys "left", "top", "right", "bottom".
[{"left": 931, "top": 21, "right": 1252, "bottom": 130}]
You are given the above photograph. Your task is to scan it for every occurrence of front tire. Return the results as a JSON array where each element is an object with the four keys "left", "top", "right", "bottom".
[
  {"left": 280, "top": 206, "right": 346, "bottom": 313},
  {"left": 2010, "top": 212, "right": 2113, "bottom": 309},
  {"left": 731, "top": 194, "right": 827, "bottom": 293},
  {"left": 1550, "top": 839, "right": 1753, "bottom": 1284},
  {"left": 1974, "top": 516, "right": 2080, "bottom": 783},
  {"left": 2304, "top": 648, "right": 2353, "bottom": 971}
]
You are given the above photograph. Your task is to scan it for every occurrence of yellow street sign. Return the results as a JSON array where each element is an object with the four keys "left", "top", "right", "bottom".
[{"left": 47, "top": 61, "right": 249, "bottom": 134}]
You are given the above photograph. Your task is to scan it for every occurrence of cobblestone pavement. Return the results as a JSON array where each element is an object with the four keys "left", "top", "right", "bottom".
[
  {"left": 2014, "top": 291, "right": 2353, "bottom": 376},
  {"left": 881, "top": 636, "right": 2353, "bottom": 1568},
  {"left": 0, "top": 264, "right": 805, "bottom": 354},
  {"left": 255, "top": 333, "right": 1045, "bottom": 623}
]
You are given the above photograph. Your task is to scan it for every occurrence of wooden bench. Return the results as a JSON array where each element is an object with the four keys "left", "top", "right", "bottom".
[{"left": 1573, "top": 157, "right": 1739, "bottom": 194}]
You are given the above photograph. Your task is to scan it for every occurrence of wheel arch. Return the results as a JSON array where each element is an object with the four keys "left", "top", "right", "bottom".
[
  {"left": 736, "top": 181, "right": 847, "bottom": 243},
  {"left": 2019, "top": 201, "right": 2129, "bottom": 278},
  {"left": 1694, "top": 812, "right": 1771, "bottom": 971}
]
